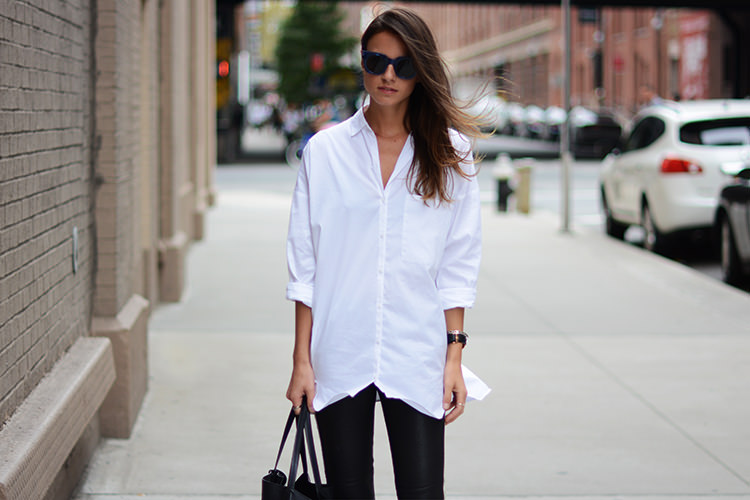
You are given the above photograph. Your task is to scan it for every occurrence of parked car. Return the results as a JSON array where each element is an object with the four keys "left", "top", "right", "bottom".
[
  {"left": 570, "top": 106, "right": 623, "bottom": 159},
  {"left": 543, "top": 106, "right": 566, "bottom": 142},
  {"left": 523, "top": 105, "right": 546, "bottom": 138},
  {"left": 715, "top": 168, "right": 750, "bottom": 285},
  {"left": 600, "top": 100, "right": 750, "bottom": 253},
  {"left": 502, "top": 102, "right": 525, "bottom": 136}
]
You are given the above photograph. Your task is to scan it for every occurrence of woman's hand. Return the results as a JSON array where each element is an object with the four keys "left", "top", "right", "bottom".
[
  {"left": 443, "top": 308, "right": 467, "bottom": 424},
  {"left": 286, "top": 359, "right": 316, "bottom": 415},
  {"left": 443, "top": 344, "right": 467, "bottom": 424}
]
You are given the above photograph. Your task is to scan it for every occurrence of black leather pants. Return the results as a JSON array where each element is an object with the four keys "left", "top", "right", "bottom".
[{"left": 315, "top": 384, "right": 445, "bottom": 500}]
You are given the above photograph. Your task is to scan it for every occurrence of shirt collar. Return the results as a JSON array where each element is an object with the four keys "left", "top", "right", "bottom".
[
  {"left": 348, "top": 104, "right": 413, "bottom": 146},
  {"left": 348, "top": 106, "right": 370, "bottom": 137}
]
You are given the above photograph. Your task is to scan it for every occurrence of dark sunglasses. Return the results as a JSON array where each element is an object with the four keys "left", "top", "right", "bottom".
[{"left": 361, "top": 50, "right": 416, "bottom": 80}]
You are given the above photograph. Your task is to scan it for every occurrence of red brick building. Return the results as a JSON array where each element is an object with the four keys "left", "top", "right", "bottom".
[{"left": 343, "top": 2, "right": 735, "bottom": 119}]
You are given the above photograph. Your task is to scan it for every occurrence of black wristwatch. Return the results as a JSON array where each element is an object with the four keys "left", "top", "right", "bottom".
[{"left": 447, "top": 330, "right": 468, "bottom": 347}]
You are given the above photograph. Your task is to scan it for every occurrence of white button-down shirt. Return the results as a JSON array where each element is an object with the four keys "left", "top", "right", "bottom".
[{"left": 286, "top": 107, "right": 483, "bottom": 418}]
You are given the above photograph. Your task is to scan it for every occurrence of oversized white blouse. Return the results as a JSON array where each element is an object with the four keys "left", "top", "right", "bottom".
[{"left": 286, "top": 107, "right": 486, "bottom": 418}]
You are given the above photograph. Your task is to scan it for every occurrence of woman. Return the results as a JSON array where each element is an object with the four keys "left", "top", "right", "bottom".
[{"left": 285, "top": 7, "right": 487, "bottom": 499}]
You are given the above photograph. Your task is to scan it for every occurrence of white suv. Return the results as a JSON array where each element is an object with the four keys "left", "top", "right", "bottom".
[{"left": 600, "top": 100, "right": 750, "bottom": 253}]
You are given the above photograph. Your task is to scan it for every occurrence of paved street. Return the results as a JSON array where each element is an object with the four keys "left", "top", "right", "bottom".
[{"left": 74, "top": 161, "right": 750, "bottom": 499}]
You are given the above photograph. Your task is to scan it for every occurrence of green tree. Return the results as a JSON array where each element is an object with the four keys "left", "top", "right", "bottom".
[{"left": 275, "top": 2, "right": 357, "bottom": 105}]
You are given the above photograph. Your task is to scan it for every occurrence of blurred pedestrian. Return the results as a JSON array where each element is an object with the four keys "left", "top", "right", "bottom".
[
  {"left": 285, "top": 7, "right": 488, "bottom": 500},
  {"left": 310, "top": 98, "right": 339, "bottom": 132},
  {"left": 281, "top": 103, "right": 304, "bottom": 143}
]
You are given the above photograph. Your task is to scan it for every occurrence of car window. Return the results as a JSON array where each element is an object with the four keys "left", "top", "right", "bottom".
[
  {"left": 680, "top": 118, "right": 750, "bottom": 146},
  {"left": 625, "top": 117, "right": 665, "bottom": 151}
]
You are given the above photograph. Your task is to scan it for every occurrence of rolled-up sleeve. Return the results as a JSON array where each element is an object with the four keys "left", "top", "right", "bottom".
[
  {"left": 286, "top": 147, "right": 316, "bottom": 307},
  {"left": 436, "top": 150, "right": 482, "bottom": 310}
]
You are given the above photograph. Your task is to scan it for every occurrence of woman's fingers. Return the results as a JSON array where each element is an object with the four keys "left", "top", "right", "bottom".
[
  {"left": 286, "top": 388, "right": 303, "bottom": 415},
  {"left": 443, "top": 386, "right": 453, "bottom": 412},
  {"left": 444, "top": 394, "right": 466, "bottom": 424},
  {"left": 287, "top": 388, "right": 314, "bottom": 415},
  {"left": 444, "top": 368, "right": 467, "bottom": 424},
  {"left": 286, "top": 362, "right": 315, "bottom": 415},
  {"left": 443, "top": 381, "right": 467, "bottom": 424}
]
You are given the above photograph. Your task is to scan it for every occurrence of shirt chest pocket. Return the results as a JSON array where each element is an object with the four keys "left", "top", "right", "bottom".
[{"left": 401, "top": 194, "right": 453, "bottom": 268}]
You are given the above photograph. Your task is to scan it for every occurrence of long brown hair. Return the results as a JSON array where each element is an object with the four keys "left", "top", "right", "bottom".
[{"left": 361, "top": 7, "right": 487, "bottom": 203}]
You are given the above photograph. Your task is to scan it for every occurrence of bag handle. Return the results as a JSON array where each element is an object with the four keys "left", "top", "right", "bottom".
[
  {"left": 272, "top": 397, "right": 325, "bottom": 497},
  {"left": 272, "top": 407, "right": 297, "bottom": 471},
  {"left": 287, "top": 406, "right": 308, "bottom": 488},
  {"left": 301, "top": 407, "right": 324, "bottom": 495},
  {"left": 289, "top": 398, "right": 324, "bottom": 497}
]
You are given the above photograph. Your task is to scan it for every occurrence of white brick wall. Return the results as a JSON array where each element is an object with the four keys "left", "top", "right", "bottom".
[{"left": 0, "top": 0, "right": 94, "bottom": 427}]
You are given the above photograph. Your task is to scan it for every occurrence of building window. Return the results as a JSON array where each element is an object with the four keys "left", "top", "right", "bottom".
[{"left": 670, "top": 57, "right": 680, "bottom": 100}]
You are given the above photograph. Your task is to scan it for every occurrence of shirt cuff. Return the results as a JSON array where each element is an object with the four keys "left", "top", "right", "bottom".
[
  {"left": 438, "top": 287, "right": 476, "bottom": 310},
  {"left": 286, "top": 282, "right": 314, "bottom": 308}
]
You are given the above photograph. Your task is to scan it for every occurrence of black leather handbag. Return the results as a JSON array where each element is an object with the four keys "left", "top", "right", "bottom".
[{"left": 262, "top": 401, "right": 329, "bottom": 500}]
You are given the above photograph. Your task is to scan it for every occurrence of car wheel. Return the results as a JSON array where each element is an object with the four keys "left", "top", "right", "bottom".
[
  {"left": 720, "top": 215, "right": 745, "bottom": 286},
  {"left": 642, "top": 202, "right": 667, "bottom": 254},
  {"left": 601, "top": 187, "right": 627, "bottom": 240}
]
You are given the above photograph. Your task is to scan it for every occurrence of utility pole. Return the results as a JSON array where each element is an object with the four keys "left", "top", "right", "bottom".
[{"left": 561, "top": 0, "right": 572, "bottom": 233}]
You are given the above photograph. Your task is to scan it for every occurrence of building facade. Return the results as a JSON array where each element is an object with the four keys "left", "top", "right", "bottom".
[
  {"left": 0, "top": 1, "right": 215, "bottom": 499},
  {"left": 344, "top": 2, "right": 736, "bottom": 119}
]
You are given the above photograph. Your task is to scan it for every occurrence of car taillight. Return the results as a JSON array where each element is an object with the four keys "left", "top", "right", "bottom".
[{"left": 661, "top": 157, "right": 703, "bottom": 174}]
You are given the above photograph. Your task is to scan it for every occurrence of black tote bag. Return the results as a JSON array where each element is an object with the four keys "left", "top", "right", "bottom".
[{"left": 262, "top": 402, "right": 329, "bottom": 500}]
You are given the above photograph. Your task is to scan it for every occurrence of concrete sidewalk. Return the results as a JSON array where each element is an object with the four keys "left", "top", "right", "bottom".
[{"left": 74, "top": 166, "right": 750, "bottom": 500}]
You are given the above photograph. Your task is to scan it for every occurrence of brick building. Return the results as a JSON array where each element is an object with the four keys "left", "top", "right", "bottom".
[
  {"left": 0, "top": 1, "right": 215, "bottom": 499},
  {"left": 345, "top": 2, "right": 739, "bottom": 119}
]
